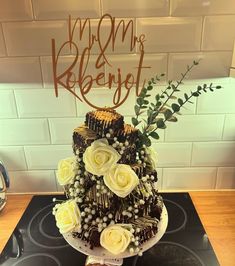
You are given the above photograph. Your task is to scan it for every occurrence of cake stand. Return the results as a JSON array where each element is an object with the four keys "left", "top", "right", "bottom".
[{"left": 63, "top": 204, "right": 168, "bottom": 266}]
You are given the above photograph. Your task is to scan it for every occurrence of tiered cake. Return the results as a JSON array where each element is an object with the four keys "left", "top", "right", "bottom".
[{"left": 53, "top": 108, "right": 163, "bottom": 256}]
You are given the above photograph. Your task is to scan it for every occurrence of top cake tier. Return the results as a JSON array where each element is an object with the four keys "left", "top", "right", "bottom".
[{"left": 85, "top": 108, "right": 124, "bottom": 136}]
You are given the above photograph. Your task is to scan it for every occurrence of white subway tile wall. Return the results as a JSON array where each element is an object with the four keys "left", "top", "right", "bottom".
[
  {"left": 0, "top": 1, "right": 234, "bottom": 192},
  {"left": 136, "top": 17, "right": 202, "bottom": 52},
  {"left": 202, "top": 15, "right": 235, "bottom": 51},
  {"left": 24, "top": 145, "right": 73, "bottom": 169},
  {"left": 49, "top": 118, "right": 85, "bottom": 144},
  {"left": 2, "top": 21, "right": 69, "bottom": 56},
  {"left": 223, "top": 115, "right": 235, "bottom": 141},
  {"left": 216, "top": 167, "right": 235, "bottom": 189},
  {"left": 0, "top": 57, "right": 42, "bottom": 88},
  {"left": 171, "top": 0, "right": 235, "bottom": 16},
  {"left": 0, "top": 0, "right": 33, "bottom": 22},
  {"left": 32, "top": 0, "right": 100, "bottom": 20},
  {"left": 0, "top": 90, "right": 17, "bottom": 118},
  {"left": 14, "top": 89, "right": 76, "bottom": 118},
  {"left": 163, "top": 168, "right": 217, "bottom": 189},
  {"left": 103, "top": 0, "right": 169, "bottom": 17}
]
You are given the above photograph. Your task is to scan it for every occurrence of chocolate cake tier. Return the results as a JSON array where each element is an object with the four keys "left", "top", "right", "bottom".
[
  {"left": 85, "top": 108, "right": 124, "bottom": 136},
  {"left": 73, "top": 125, "right": 99, "bottom": 152},
  {"left": 66, "top": 108, "right": 163, "bottom": 251},
  {"left": 72, "top": 189, "right": 163, "bottom": 249},
  {"left": 116, "top": 124, "right": 139, "bottom": 145}
]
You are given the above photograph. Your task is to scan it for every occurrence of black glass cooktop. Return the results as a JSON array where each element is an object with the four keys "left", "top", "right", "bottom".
[{"left": 0, "top": 193, "right": 220, "bottom": 266}]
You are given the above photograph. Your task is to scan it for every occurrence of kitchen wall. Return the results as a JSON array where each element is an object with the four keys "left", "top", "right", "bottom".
[{"left": 0, "top": 0, "right": 235, "bottom": 192}]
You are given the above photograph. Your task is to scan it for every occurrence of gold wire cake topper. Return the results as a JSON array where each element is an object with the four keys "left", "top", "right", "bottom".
[{"left": 51, "top": 14, "right": 150, "bottom": 109}]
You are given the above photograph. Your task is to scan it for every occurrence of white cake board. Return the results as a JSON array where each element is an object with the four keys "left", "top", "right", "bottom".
[{"left": 63, "top": 204, "right": 168, "bottom": 265}]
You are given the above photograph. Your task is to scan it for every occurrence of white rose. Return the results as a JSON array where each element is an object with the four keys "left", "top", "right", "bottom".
[
  {"left": 57, "top": 157, "right": 77, "bottom": 186},
  {"left": 55, "top": 200, "right": 81, "bottom": 234},
  {"left": 83, "top": 139, "right": 121, "bottom": 176},
  {"left": 146, "top": 146, "right": 157, "bottom": 169},
  {"left": 104, "top": 164, "right": 139, "bottom": 198},
  {"left": 100, "top": 224, "right": 132, "bottom": 255}
]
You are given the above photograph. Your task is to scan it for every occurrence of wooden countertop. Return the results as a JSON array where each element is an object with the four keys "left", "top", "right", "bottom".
[{"left": 1, "top": 191, "right": 235, "bottom": 266}]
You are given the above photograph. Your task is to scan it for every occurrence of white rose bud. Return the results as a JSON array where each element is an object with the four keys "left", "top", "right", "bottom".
[
  {"left": 104, "top": 164, "right": 139, "bottom": 198},
  {"left": 145, "top": 146, "right": 157, "bottom": 169},
  {"left": 83, "top": 139, "right": 121, "bottom": 176},
  {"left": 55, "top": 200, "right": 81, "bottom": 234},
  {"left": 56, "top": 157, "right": 77, "bottom": 186},
  {"left": 100, "top": 224, "right": 132, "bottom": 255}
]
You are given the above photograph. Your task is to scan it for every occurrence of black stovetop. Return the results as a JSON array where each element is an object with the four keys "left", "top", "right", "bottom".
[{"left": 0, "top": 193, "right": 220, "bottom": 266}]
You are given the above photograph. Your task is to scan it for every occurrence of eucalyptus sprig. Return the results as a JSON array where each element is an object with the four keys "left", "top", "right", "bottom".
[{"left": 132, "top": 61, "right": 222, "bottom": 147}]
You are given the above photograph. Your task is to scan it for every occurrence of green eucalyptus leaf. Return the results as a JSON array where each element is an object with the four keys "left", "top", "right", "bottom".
[
  {"left": 164, "top": 109, "right": 173, "bottom": 119},
  {"left": 178, "top": 98, "right": 184, "bottom": 105},
  {"left": 170, "top": 95, "right": 177, "bottom": 99},
  {"left": 147, "top": 109, "right": 153, "bottom": 117},
  {"left": 156, "top": 118, "right": 166, "bottom": 129},
  {"left": 132, "top": 117, "right": 139, "bottom": 126},
  {"left": 155, "top": 94, "right": 160, "bottom": 102},
  {"left": 168, "top": 116, "right": 178, "bottom": 122},
  {"left": 143, "top": 87, "right": 147, "bottom": 93},
  {"left": 141, "top": 135, "right": 151, "bottom": 147},
  {"left": 171, "top": 84, "right": 176, "bottom": 91},
  {"left": 184, "top": 93, "right": 189, "bottom": 100},
  {"left": 144, "top": 100, "right": 149, "bottom": 105},
  {"left": 192, "top": 92, "right": 200, "bottom": 97},
  {"left": 156, "top": 102, "right": 162, "bottom": 108},
  {"left": 216, "top": 85, "right": 222, "bottom": 89},
  {"left": 197, "top": 85, "right": 202, "bottom": 91},
  {"left": 134, "top": 105, "right": 140, "bottom": 115},
  {"left": 137, "top": 97, "right": 144, "bottom": 106},
  {"left": 159, "top": 107, "right": 168, "bottom": 113},
  {"left": 149, "top": 131, "right": 159, "bottom": 140},
  {"left": 171, "top": 103, "right": 180, "bottom": 112},
  {"left": 147, "top": 85, "right": 153, "bottom": 90}
]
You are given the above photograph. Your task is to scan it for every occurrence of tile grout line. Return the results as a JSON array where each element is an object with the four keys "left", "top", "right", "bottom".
[
  {"left": 168, "top": 0, "right": 172, "bottom": 16},
  {"left": 221, "top": 114, "right": 226, "bottom": 140},
  {"left": 22, "top": 146, "right": 29, "bottom": 170},
  {"left": 189, "top": 142, "right": 194, "bottom": 167},
  {"left": 214, "top": 167, "right": 219, "bottom": 189},
  {"left": 0, "top": 50, "right": 232, "bottom": 59},
  {"left": 161, "top": 168, "right": 164, "bottom": 190},
  {"left": 1, "top": 14, "right": 235, "bottom": 24},
  {"left": 0, "top": 23, "right": 8, "bottom": 56},
  {"left": 47, "top": 118, "right": 52, "bottom": 144},
  {"left": 99, "top": 0, "right": 103, "bottom": 16},
  {"left": 200, "top": 16, "right": 205, "bottom": 50},
  {"left": 38, "top": 56, "right": 45, "bottom": 88},
  {"left": 30, "top": 0, "right": 36, "bottom": 20},
  {"left": 12, "top": 90, "right": 20, "bottom": 118}
]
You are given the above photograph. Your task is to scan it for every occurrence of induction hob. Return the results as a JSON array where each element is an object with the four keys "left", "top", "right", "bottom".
[{"left": 0, "top": 193, "right": 220, "bottom": 266}]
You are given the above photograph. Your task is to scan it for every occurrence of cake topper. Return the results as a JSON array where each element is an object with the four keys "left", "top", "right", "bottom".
[{"left": 51, "top": 14, "right": 150, "bottom": 109}]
